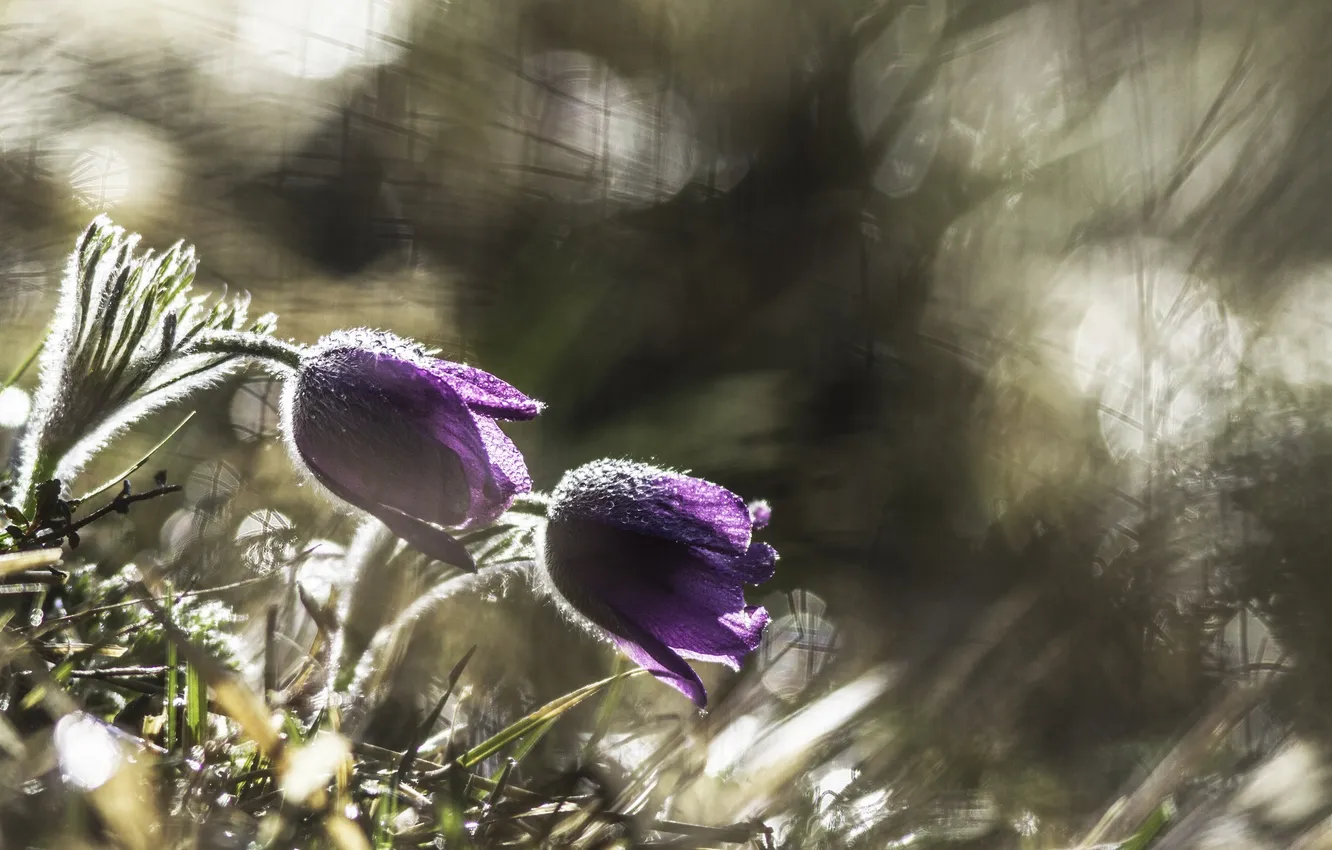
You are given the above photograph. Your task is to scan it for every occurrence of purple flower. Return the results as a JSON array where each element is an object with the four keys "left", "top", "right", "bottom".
[
  {"left": 542, "top": 459, "right": 777, "bottom": 707},
  {"left": 284, "top": 329, "right": 541, "bottom": 569}
]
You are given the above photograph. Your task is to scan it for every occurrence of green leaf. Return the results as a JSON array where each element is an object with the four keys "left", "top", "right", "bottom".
[
  {"left": 506, "top": 716, "right": 558, "bottom": 765},
  {"left": 583, "top": 654, "right": 627, "bottom": 759},
  {"left": 19, "top": 685, "right": 44, "bottom": 711},
  {"left": 370, "top": 792, "right": 398, "bottom": 850},
  {"left": 484, "top": 757, "right": 516, "bottom": 806},
  {"left": 434, "top": 767, "right": 474, "bottom": 850},
  {"left": 50, "top": 658, "right": 74, "bottom": 684},
  {"left": 506, "top": 492, "right": 552, "bottom": 517}
]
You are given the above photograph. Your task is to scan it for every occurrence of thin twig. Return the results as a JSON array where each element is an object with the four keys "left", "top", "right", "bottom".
[
  {"left": 0, "top": 549, "right": 64, "bottom": 578},
  {"left": 0, "top": 570, "right": 67, "bottom": 585},
  {"left": 65, "top": 665, "right": 168, "bottom": 678},
  {"left": 15, "top": 482, "right": 182, "bottom": 551},
  {"left": 35, "top": 575, "right": 271, "bottom": 634}
]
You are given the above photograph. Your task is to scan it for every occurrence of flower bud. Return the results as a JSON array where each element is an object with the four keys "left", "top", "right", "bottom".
[
  {"left": 285, "top": 329, "right": 541, "bottom": 569},
  {"left": 542, "top": 459, "right": 777, "bottom": 706}
]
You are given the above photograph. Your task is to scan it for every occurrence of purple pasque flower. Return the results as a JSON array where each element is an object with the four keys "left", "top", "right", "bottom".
[
  {"left": 284, "top": 328, "right": 541, "bottom": 570},
  {"left": 542, "top": 459, "right": 777, "bottom": 707}
]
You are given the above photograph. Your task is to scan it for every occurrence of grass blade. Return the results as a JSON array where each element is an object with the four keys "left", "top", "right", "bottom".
[
  {"left": 459, "top": 668, "right": 646, "bottom": 769},
  {"left": 396, "top": 645, "right": 475, "bottom": 782},
  {"left": 76, "top": 410, "right": 196, "bottom": 502},
  {"left": 506, "top": 716, "right": 557, "bottom": 765},
  {"left": 134, "top": 578, "right": 282, "bottom": 758},
  {"left": 476, "top": 757, "right": 517, "bottom": 841},
  {"left": 165, "top": 583, "right": 178, "bottom": 753},
  {"left": 582, "top": 654, "right": 626, "bottom": 759},
  {"left": 2, "top": 335, "right": 44, "bottom": 391},
  {"left": 1116, "top": 801, "right": 1174, "bottom": 850},
  {"left": 186, "top": 662, "right": 206, "bottom": 750}
]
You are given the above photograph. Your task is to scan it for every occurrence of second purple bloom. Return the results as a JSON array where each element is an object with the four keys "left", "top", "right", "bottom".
[
  {"left": 542, "top": 459, "right": 777, "bottom": 707},
  {"left": 284, "top": 329, "right": 542, "bottom": 569}
]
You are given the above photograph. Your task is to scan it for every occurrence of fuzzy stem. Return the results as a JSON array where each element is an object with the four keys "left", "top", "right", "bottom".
[{"left": 187, "top": 331, "right": 305, "bottom": 371}]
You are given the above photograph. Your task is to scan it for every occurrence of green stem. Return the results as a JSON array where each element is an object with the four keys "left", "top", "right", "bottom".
[
  {"left": 187, "top": 331, "right": 304, "bottom": 371},
  {"left": 19, "top": 456, "right": 58, "bottom": 517}
]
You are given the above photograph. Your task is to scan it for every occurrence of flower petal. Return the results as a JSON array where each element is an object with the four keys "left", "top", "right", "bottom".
[
  {"left": 294, "top": 443, "right": 477, "bottom": 569},
  {"left": 546, "top": 518, "right": 769, "bottom": 673},
  {"left": 550, "top": 460, "right": 752, "bottom": 555},
  {"left": 695, "top": 541, "right": 778, "bottom": 585},
  {"left": 293, "top": 341, "right": 532, "bottom": 529},
  {"left": 293, "top": 350, "right": 477, "bottom": 526},
  {"left": 466, "top": 415, "right": 533, "bottom": 528},
  {"left": 434, "top": 361, "right": 543, "bottom": 421},
  {"left": 608, "top": 611, "right": 708, "bottom": 707},
  {"left": 372, "top": 504, "right": 477, "bottom": 571},
  {"left": 675, "top": 606, "right": 771, "bottom": 669},
  {"left": 747, "top": 500, "right": 772, "bottom": 530}
]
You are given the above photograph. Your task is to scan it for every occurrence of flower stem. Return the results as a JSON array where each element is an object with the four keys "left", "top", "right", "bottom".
[{"left": 187, "top": 331, "right": 305, "bottom": 370}]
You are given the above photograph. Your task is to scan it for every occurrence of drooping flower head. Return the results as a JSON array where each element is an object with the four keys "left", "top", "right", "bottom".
[
  {"left": 541, "top": 459, "right": 777, "bottom": 707},
  {"left": 284, "top": 329, "right": 542, "bottom": 569}
]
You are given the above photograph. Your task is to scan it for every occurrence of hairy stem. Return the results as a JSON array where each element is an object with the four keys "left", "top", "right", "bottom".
[{"left": 187, "top": 331, "right": 305, "bottom": 371}]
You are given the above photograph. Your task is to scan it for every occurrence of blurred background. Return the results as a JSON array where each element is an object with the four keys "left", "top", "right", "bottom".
[{"left": 6, "top": 0, "right": 1332, "bottom": 846}]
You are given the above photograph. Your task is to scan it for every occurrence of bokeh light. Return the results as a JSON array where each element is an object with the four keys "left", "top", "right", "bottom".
[
  {"left": 235, "top": 0, "right": 408, "bottom": 80},
  {"left": 229, "top": 376, "right": 284, "bottom": 443},
  {"left": 1053, "top": 240, "right": 1247, "bottom": 459},
  {"left": 69, "top": 146, "right": 130, "bottom": 211},
  {"left": 54, "top": 713, "right": 125, "bottom": 792},
  {"left": 758, "top": 589, "right": 839, "bottom": 701},
  {"left": 0, "top": 386, "right": 31, "bottom": 429},
  {"left": 507, "top": 52, "right": 697, "bottom": 208},
  {"left": 235, "top": 508, "right": 297, "bottom": 574},
  {"left": 185, "top": 460, "right": 243, "bottom": 505}
]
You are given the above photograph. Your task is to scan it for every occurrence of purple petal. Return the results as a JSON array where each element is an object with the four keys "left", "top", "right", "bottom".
[
  {"left": 609, "top": 613, "right": 707, "bottom": 707},
  {"left": 293, "top": 401, "right": 473, "bottom": 529},
  {"left": 293, "top": 341, "right": 531, "bottom": 529},
  {"left": 547, "top": 519, "right": 769, "bottom": 675},
  {"left": 544, "top": 466, "right": 777, "bottom": 708},
  {"left": 747, "top": 500, "right": 771, "bottom": 530},
  {"left": 434, "top": 361, "right": 543, "bottom": 421},
  {"left": 604, "top": 559, "right": 768, "bottom": 668},
  {"left": 550, "top": 460, "right": 753, "bottom": 555},
  {"left": 294, "top": 446, "right": 476, "bottom": 570},
  {"left": 695, "top": 542, "right": 778, "bottom": 585},
  {"left": 373, "top": 505, "right": 477, "bottom": 571},
  {"left": 675, "top": 606, "right": 770, "bottom": 669},
  {"left": 466, "top": 416, "right": 533, "bottom": 528}
]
